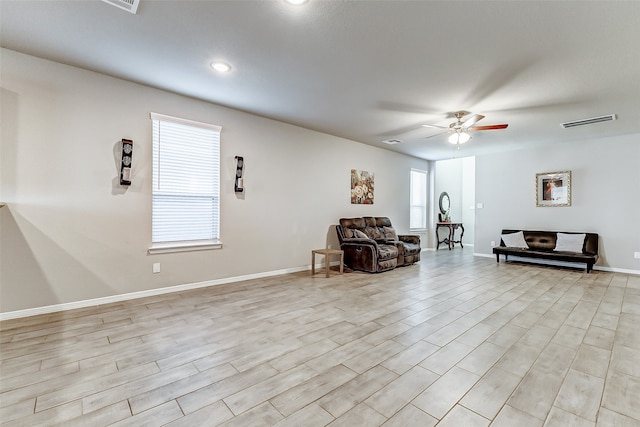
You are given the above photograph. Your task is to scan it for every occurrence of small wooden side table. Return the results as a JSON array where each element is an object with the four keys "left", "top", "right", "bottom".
[{"left": 311, "top": 248, "right": 344, "bottom": 277}]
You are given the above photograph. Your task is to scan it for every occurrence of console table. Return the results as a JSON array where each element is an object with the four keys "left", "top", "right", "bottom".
[{"left": 436, "top": 222, "right": 465, "bottom": 250}]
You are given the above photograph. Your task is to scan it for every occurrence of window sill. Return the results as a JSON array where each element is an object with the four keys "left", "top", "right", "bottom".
[{"left": 148, "top": 240, "right": 222, "bottom": 254}]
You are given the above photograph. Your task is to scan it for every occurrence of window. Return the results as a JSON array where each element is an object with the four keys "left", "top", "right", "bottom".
[
  {"left": 149, "top": 113, "right": 221, "bottom": 253},
  {"left": 410, "top": 169, "right": 428, "bottom": 230}
]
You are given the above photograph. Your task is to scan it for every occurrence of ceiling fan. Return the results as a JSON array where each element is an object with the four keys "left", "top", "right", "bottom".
[{"left": 422, "top": 111, "right": 508, "bottom": 144}]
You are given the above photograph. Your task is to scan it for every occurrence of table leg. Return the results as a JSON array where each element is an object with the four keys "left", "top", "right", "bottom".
[
  {"left": 325, "top": 254, "right": 330, "bottom": 278},
  {"left": 339, "top": 252, "right": 344, "bottom": 274},
  {"left": 448, "top": 225, "right": 454, "bottom": 250},
  {"left": 311, "top": 251, "right": 315, "bottom": 276}
]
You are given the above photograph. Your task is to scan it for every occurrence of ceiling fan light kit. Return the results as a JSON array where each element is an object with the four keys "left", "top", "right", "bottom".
[
  {"left": 448, "top": 131, "right": 471, "bottom": 145},
  {"left": 423, "top": 111, "right": 508, "bottom": 145},
  {"left": 210, "top": 61, "right": 232, "bottom": 73},
  {"left": 381, "top": 139, "right": 402, "bottom": 145}
]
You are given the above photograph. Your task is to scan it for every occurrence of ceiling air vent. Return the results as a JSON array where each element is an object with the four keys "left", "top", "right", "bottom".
[
  {"left": 561, "top": 114, "right": 617, "bottom": 129},
  {"left": 101, "top": 0, "right": 140, "bottom": 14},
  {"left": 382, "top": 139, "right": 402, "bottom": 145}
]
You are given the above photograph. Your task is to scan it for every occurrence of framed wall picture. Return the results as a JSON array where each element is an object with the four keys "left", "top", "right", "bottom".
[
  {"left": 536, "top": 170, "right": 571, "bottom": 207},
  {"left": 351, "top": 169, "right": 374, "bottom": 204}
]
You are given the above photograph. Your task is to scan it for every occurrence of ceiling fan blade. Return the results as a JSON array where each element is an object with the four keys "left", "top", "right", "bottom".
[
  {"left": 461, "top": 114, "right": 485, "bottom": 128},
  {"left": 470, "top": 124, "right": 509, "bottom": 131},
  {"left": 421, "top": 130, "right": 449, "bottom": 139},
  {"left": 421, "top": 124, "right": 450, "bottom": 129}
]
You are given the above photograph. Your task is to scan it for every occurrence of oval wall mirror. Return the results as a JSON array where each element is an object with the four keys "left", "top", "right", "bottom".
[{"left": 439, "top": 192, "right": 450, "bottom": 214}]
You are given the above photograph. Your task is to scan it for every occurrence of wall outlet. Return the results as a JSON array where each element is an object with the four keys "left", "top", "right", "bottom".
[
  {"left": 490, "top": 241, "right": 496, "bottom": 247},
  {"left": 634, "top": 252, "right": 640, "bottom": 259},
  {"left": 476, "top": 203, "right": 484, "bottom": 209},
  {"left": 153, "top": 263, "right": 161, "bottom": 273}
]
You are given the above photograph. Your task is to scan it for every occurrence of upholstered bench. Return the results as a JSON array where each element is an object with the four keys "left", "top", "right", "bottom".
[{"left": 493, "top": 229, "right": 599, "bottom": 273}]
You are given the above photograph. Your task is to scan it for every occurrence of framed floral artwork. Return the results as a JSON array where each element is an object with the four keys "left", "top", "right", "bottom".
[
  {"left": 351, "top": 169, "right": 374, "bottom": 204},
  {"left": 536, "top": 170, "right": 571, "bottom": 207}
]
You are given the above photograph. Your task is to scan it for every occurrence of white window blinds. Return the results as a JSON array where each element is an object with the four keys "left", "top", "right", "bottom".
[
  {"left": 410, "top": 169, "right": 428, "bottom": 230},
  {"left": 151, "top": 113, "right": 221, "bottom": 244}
]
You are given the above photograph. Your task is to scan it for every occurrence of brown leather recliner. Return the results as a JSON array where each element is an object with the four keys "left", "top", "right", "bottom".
[{"left": 336, "top": 217, "right": 421, "bottom": 273}]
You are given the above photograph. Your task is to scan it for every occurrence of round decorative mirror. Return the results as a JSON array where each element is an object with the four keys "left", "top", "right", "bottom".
[{"left": 439, "top": 192, "right": 450, "bottom": 214}]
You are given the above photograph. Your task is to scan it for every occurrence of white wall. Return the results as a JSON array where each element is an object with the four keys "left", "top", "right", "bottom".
[
  {"left": 475, "top": 135, "right": 640, "bottom": 272},
  {"left": 461, "top": 157, "right": 475, "bottom": 246},
  {"left": 0, "top": 49, "right": 430, "bottom": 313}
]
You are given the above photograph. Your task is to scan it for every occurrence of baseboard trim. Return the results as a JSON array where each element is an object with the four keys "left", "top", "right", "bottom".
[
  {"left": 4, "top": 255, "right": 637, "bottom": 321},
  {"left": 474, "top": 252, "right": 640, "bottom": 275},
  {"left": 0, "top": 265, "right": 312, "bottom": 321},
  {"left": 473, "top": 252, "right": 493, "bottom": 258}
]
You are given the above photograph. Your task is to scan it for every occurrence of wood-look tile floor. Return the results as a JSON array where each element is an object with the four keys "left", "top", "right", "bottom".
[{"left": 1, "top": 250, "right": 640, "bottom": 426}]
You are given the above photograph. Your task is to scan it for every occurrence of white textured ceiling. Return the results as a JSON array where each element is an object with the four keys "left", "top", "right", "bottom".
[{"left": 2, "top": 0, "right": 639, "bottom": 160}]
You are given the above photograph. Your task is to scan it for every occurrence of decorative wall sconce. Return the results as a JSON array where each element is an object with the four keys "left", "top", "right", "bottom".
[
  {"left": 234, "top": 156, "right": 244, "bottom": 192},
  {"left": 120, "top": 139, "right": 133, "bottom": 185}
]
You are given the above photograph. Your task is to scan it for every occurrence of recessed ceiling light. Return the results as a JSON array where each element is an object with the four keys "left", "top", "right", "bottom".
[
  {"left": 210, "top": 62, "right": 231, "bottom": 73},
  {"left": 285, "top": 0, "right": 308, "bottom": 5}
]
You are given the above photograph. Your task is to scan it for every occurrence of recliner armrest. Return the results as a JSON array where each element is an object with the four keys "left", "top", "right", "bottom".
[
  {"left": 339, "top": 241, "right": 379, "bottom": 273},
  {"left": 343, "top": 237, "right": 378, "bottom": 245},
  {"left": 398, "top": 235, "right": 420, "bottom": 245}
]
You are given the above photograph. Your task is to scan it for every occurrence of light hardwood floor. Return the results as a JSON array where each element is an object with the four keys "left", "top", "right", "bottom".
[{"left": 1, "top": 250, "right": 639, "bottom": 426}]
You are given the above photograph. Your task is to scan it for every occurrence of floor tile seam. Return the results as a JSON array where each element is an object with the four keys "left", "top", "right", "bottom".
[
  {"left": 221, "top": 364, "right": 321, "bottom": 415},
  {"left": 4, "top": 333, "right": 113, "bottom": 357},
  {"left": 350, "top": 399, "right": 391, "bottom": 423},
  {"left": 271, "top": 344, "right": 345, "bottom": 372},
  {"left": 0, "top": 318, "right": 109, "bottom": 335},
  {"left": 421, "top": 320, "right": 486, "bottom": 349},
  {"left": 33, "top": 393, "right": 86, "bottom": 420},
  {"left": 127, "top": 364, "right": 242, "bottom": 414},
  {"left": 4, "top": 326, "right": 99, "bottom": 344},
  {"left": 0, "top": 360, "right": 82, "bottom": 394},
  {"left": 269, "top": 397, "right": 336, "bottom": 424},
  {"left": 0, "top": 397, "right": 37, "bottom": 423},
  {"left": 504, "top": 383, "right": 558, "bottom": 423},
  {"left": 0, "top": 364, "right": 45, "bottom": 381},
  {"left": 458, "top": 364, "right": 524, "bottom": 420},
  {"left": 530, "top": 337, "right": 582, "bottom": 378},
  {"left": 397, "top": 306, "right": 464, "bottom": 329},
  {"left": 133, "top": 397, "right": 186, "bottom": 422},
  {"left": 546, "top": 321, "right": 588, "bottom": 348},
  {"left": 5, "top": 395, "right": 78, "bottom": 426},
  {"left": 493, "top": 337, "right": 567, "bottom": 423},
  {"left": 3, "top": 360, "right": 128, "bottom": 408},
  {"left": 179, "top": 370, "right": 279, "bottom": 415},
  {"left": 446, "top": 401, "right": 493, "bottom": 424},
  {"left": 74, "top": 364, "right": 198, "bottom": 415},
  {"left": 549, "top": 369, "right": 605, "bottom": 424},
  {"left": 155, "top": 340, "right": 248, "bottom": 371},
  {"left": 267, "top": 365, "right": 359, "bottom": 419},
  {"left": 0, "top": 340, "right": 92, "bottom": 363},
  {"left": 410, "top": 365, "right": 483, "bottom": 421},
  {"left": 597, "top": 344, "right": 624, "bottom": 423},
  {"left": 608, "top": 345, "right": 640, "bottom": 378}
]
